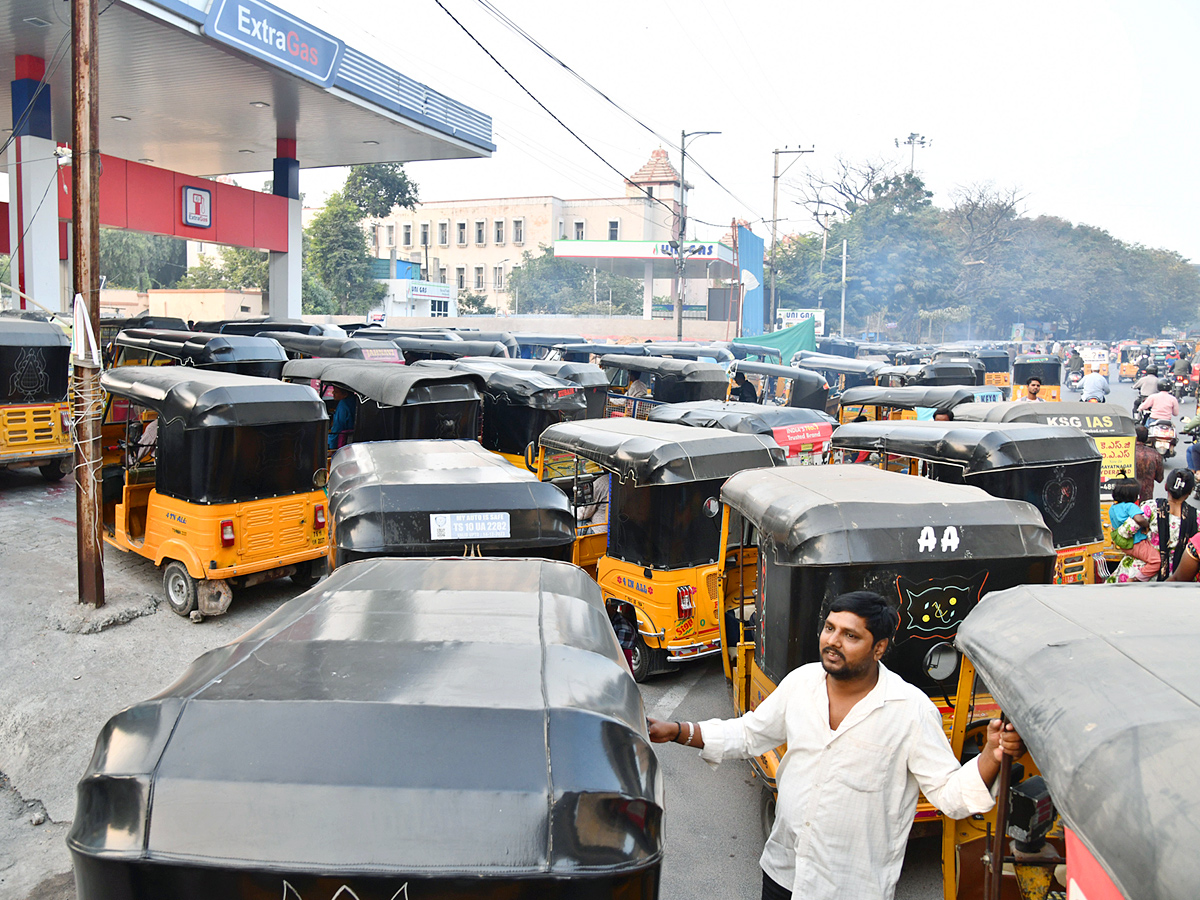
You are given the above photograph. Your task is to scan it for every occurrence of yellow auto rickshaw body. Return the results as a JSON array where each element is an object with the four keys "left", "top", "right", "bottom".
[
  {"left": 0, "top": 316, "right": 73, "bottom": 480},
  {"left": 99, "top": 366, "right": 330, "bottom": 618},
  {"left": 1011, "top": 354, "right": 1063, "bottom": 401}
]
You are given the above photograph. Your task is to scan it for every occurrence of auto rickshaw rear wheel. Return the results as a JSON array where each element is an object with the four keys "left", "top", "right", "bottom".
[
  {"left": 630, "top": 633, "right": 653, "bottom": 682},
  {"left": 39, "top": 459, "right": 69, "bottom": 482},
  {"left": 290, "top": 560, "right": 320, "bottom": 589},
  {"left": 759, "top": 785, "right": 777, "bottom": 842},
  {"left": 163, "top": 561, "right": 198, "bottom": 617}
]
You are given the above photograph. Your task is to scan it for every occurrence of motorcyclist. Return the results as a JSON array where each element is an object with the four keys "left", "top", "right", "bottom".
[
  {"left": 1080, "top": 370, "right": 1110, "bottom": 402},
  {"left": 1173, "top": 353, "right": 1191, "bottom": 381},
  {"left": 1139, "top": 378, "right": 1181, "bottom": 427},
  {"left": 1134, "top": 365, "right": 1161, "bottom": 400},
  {"left": 1067, "top": 349, "right": 1084, "bottom": 374}
]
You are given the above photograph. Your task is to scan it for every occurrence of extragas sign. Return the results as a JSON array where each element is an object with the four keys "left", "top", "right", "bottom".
[{"left": 204, "top": 0, "right": 342, "bottom": 87}]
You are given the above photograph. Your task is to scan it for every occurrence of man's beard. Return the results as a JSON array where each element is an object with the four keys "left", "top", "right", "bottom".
[{"left": 821, "top": 648, "right": 875, "bottom": 681}]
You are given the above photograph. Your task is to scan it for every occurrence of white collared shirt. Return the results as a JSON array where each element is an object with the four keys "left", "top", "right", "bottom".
[{"left": 698, "top": 662, "right": 995, "bottom": 900}]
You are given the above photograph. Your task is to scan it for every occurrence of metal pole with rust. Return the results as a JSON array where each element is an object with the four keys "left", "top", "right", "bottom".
[{"left": 72, "top": 0, "right": 105, "bottom": 606}]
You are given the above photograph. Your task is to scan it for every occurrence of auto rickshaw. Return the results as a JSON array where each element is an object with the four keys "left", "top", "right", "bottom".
[
  {"left": 717, "top": 341, "right": 784, "bottom": 365},
  {"left": 647, "top": 400, "right": 835, "bottom": 463},
  {"left": 385, "top": 336, "right": 510, "bottom": 361},
  {"left": 917, "top": 358, "right": 986, "bottom": 386},
  {"left": 0, "top": 315, "right": 72, "bottom": 481},
  {"left": 512, "top": 331, "right": 583, "bottom": 358},
  {"left": 326, "top": 440, "right": 575, "bottom": 568},
  {"left": 535, "top": 417, "right": 786, "bottom": 680},
  {"left": 598, "top": 354, "right": 729, "bottom": 419},
  {"left": 551, "top": 341, "right": 642, "bottom": 363},
  {"left": 832, "top": 420, "right": 1104, "bottom": 583},
  {"left": 792, "top": 352, "right": 886, "bottom": 397},
  {"left": 969, "top": 348, "right": 1011, "bottom": 389},
  {"left": 817, "top": 336, "right": 857, "bottom": 357},
  {"left": 1079, "top": 344, "right": 1109, "bottom": 377},
  {"left": 414, "top": 359, "right": 587, "bottom": 466},
  {"left": 1115, "top": 340, "right": 1142, "bottom": 381},
  {"left": 111, "top": 328, "right": 288, "bottom": 377},
  {"left": 940, "top": 583, "right": 1199, "bottom": 900},
  {"left": 836, "top": 385, "right": 977, "bottom": 424},
  {"left": 715, "top": 465, "right": 1055, "bottom": 834},
  {"left": 98, "top": 366, "right": 330, "bottom": 618},
  {"left": 726, "top": 361, "right": 829, "bottom": 410},
  {"left": 99, "top": 314, "right": 187, "bottom": 363},
  {"left": 461, "top": 356, "right": 609, "bottom": 418},
  {"left": 1011, "top": 354, "right": 1063, "bottom": 400},
  {"left": 258, "top": 331, "right": 404, "bottom": 362},
  {"left": 69, "top": 557, "right": 664, "bottom": 900},
  {"left": 873, "top": 363, "right": 926, "bottom": 387},
  {"left": 643, "top": 342, "right": 735, "bottom": 363},
  {"left": 280, "top": 357, "right": 484, "bottom": 446},
  {"left": 192, "top": 317, "right": 342, "bottom": 337}
]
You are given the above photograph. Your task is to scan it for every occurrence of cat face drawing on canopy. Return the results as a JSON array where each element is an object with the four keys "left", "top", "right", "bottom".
[{"left": 895, "top": 572, "right": 988, "bottom": 642}]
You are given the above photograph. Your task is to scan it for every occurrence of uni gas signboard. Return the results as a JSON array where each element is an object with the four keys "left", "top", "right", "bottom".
[{"left": 204, "top": 0, "right": 343, "bottom": 87}]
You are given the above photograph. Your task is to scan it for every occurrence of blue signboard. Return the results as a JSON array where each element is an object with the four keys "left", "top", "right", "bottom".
[
  {"left": 738, "top": 226, "right": 765, "bottom": 337},
  {"left": 203, "top": 0, "right": 343, "bottom": 87}
]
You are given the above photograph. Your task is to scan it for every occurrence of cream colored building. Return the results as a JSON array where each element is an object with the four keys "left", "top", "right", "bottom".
[{"left": 367, "top": 149, "right": 688, "bottom": 313}]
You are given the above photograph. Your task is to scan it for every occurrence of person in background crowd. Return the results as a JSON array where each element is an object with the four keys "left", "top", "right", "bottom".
[
  {"left": 1107, "top": 478, "right": 1160, "bottom": 581},
  {"left": 933, "top": 408, "right": 955, "bottom": 422},
  {"left": 1020, "top": 377, "right": 1045, "bottom": 401},
  {"left": 1067, "top": 348, "right": 1084, "bottom": 374},
  {"left": 1108, "top": 468, "right": 1197, "bottom": 583},
  {"left": 1134, "top": 425, "right": 1164, "bottom": 503},
  {"left": 1080, "top": 369, "right": 1110, "bottom": 402},
  {"left": 327, "top": 386, "right": 357, "bottom": 450},
  {"left": 734, "top": 372, "right": 760, "bottom": 404},
  {"left": 1139, "top": 379, "right": 1181, "bottom": 426},
  {"left": 626, "top": 371, "right": 650, "bottom": 398},
  {"left": 1134, "top": 365, "right": 1160, "bottom": 399}
]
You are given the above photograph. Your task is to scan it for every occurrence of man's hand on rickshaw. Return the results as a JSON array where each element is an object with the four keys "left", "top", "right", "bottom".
[{"left": 986, "top": 719, "right": 1025, "bottom": 762}]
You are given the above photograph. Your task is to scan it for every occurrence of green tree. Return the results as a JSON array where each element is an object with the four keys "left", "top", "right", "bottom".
[
  {"left": 306, "top": 191, "right": 386, "bottom": 315},
  {"left": 342, "top": 163, "right": 419, "bottom": 218},
  {"left": 100, "top": 229, "right": 187, "bottom": 290},
  {"left": 302, "top": 268, "right": 337, "bottom": 315},
  {"left": 177, "top": 245, "right": 269, "bottom": 296},
  {"left": 458, "top": 291, "right": 496, "bottom": 315},
  {"left": 506, "top": 245, "right": 643, "bottom": 315}
]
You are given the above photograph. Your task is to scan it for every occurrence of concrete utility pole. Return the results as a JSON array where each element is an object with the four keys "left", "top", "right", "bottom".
[
  {"left": 73, "top": 0, "right": 104, "bottom": 606},
  {"left": 769, "top": 146, "right": 813, "bottom": 332},
  {"left": 675, "top": 129, "right": 719, "bottom": 342},
  {"left": 840, "top": 239, "right": 848, "bottom": 337}
]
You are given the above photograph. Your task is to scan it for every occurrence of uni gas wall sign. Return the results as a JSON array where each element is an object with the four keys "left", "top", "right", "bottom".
[{"left": 204, "top": 0, "right": 343, "bottom": 87}]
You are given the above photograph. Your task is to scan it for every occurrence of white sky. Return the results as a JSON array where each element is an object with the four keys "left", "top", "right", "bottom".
[{"left": 71, "top": 0, "right": 1200, "bottom": 260}]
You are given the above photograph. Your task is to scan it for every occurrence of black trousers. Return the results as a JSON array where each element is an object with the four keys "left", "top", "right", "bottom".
[{"left": 762, "top": 871, "right": 792, "bottom": 900}]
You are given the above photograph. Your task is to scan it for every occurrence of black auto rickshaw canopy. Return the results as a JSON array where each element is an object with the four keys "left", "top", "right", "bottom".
[
  {"left": 461, "top": 357, "right": 609, "bottom": 417},
  {"left": 969, "top": 348, "right": 1011, "bottom": 372},
  {"left": 389, "top": 336, "right": 510, "bottom": 360},
  {"left": 643, "top": 342, "right": 735, "bottom": 363},
  {"left": 727, "top": 361, "right": 829, "bottom": 409},
  {"left": 98, "top": 314, "right": 187, "bottom": 338},
  {"left": 597, "top": 354, "right": 729, "bottom": 403},
  {"left": 540, "top": 417, "right": 785, "bottom": 485},
  {"left": 793, "top": 351, "right": 885, "bottom": 376},
  {"left": 647, "top": 400, "right": 835, "bottom": 437},
  {"left": 282, "top": 358, "right": 484, "bottom": 407},
  {"left": 327, "top": 440, "right": 575, "bottom": 561},
  {"left": 415, "top": 359, "right": 586, "bottom": 412},
  {"left": 952, "top": 400, "right": 1136, "bottom": 436},
  {"left": 721, "top": 464, "right": 1055, "bottom": 687},
  {"left": 816, "top": 337, "right": 857, "bottom": 358},
  {"left": 717, "top": 341, "right": 784, "bottom": 364},
  {"left": 1013, "top": 353, "right": 1063, "bottom": 385},
  {"left": 192, "top": 318, "right": 331, "bottom": 337},
  {"left": 68, "top": 557, "right": 663, "bottom": 897},
  {"left": 914, "top": 359, "right": 984, "bottom": 386},
  {"left": 258, "top": 331, "right": 405, "bottom": 362},
  {"left": 0, "top": 316, "right": 70, "bottom": 404},
  {"left": 839, "top": 385, "right": 977, "bottom": 412},
  {"left": 512, "top": 332, "right": 583, "bottom": 357},
  {"left": 113, "top": 328, "right": 288, "bottom": 376},
  {"left": 553, "top": 341, "right": 644, "bottom": 362},
  {"left": 957, "top": 584, "right": 1200, "bottom": 900}
]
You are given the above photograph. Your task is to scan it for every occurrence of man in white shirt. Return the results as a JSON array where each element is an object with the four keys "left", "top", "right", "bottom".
[
  {"left": 648, "top": 591, "right": 1024, "bottom": 900},
  {"left": 1079, "top": 370, "right": 1110, "bottom": 402}
]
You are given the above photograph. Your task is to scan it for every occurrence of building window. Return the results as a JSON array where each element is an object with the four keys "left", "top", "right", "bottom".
[
  {"left": 457, "top": 221, "right": 467, "bottom": 245},
  {"left": 557, "top": 219, "right": 565, "bottom": 239},
  {"left": 646, "top": 186, "right": 654, "bottom": 199},
  {"left": 389, "top": 225, "right": 397, "bottom": 247},
  {"left": 513, "top": 218, "right": 524, "bottom": 244},
  {"left": 494, "top": 219, "right": 505, "bottom": 244},
  {"left": 420, "top": 223, "right": 430, "bottom": 247},
  {"left": 438, "top": 222, "right": 449, "bottom": 245},
  {"left": 431, "top": 298, "right": 449, "bottom": 317},
  {"left": 574, "top": 220, "right": 585, "bottom": 240},
  {"left": 493, "top": 267, "right": 504, "bottom": 291},
  {"left": 456, "top": 267, "right": 466, "bottom": 290},
  {"left": 438, "top": 266, "right": 447, "bottom": 284},
  {"left": 608, "top": 219, "right": 620, "bottom": 241},
  {"left": 474, "top": 220, "right": 486, "bottom": 244},
  {"left": 474, "top": 266, "right": 485, "bottom": 290}
]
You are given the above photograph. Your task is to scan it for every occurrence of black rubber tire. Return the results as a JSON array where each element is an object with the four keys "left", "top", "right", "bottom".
[
  {"left": 630, "top": 632, "right": 653, "bottom": 683},
  {"left": 290, "top": 561, "right": 320, "bottom": 589},
  {"left": 163, "top": 561, "right": 198, "bottom": 617},
  {"left": 759, "top": 785, "right": 777, "bottom": 842},
  {"left": 39, "top": 459, "right": 68, "bottom": 482}
]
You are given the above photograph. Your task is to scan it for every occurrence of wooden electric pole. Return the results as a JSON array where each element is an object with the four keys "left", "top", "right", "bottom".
[{"left": 73, "top": 0, "right": 105, "bottom": 606}]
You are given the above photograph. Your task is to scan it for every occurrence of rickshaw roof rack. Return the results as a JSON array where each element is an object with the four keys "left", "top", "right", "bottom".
[
  {"left": 722, "top": 464, "right": 1055, "bottom": 566},
  {"left": 648, "top": 400, "right": 835, "bottom": 435},
  {"left": 728, "top": 361, "right": 828, "bottom": 385},
  {"left": 67, "top": 557, "right": 662, "bottom": 877},
  {"left": 0, "top": 315, "right": 70, "bottom": 347},
  {"left": 792, "top": 352, "right": 887, "bottom": 375},
  {"left": 327, "top": 442, "right": 575, "bottom": 551},
  {"left": 258, "top": 332, "right": 400, "bottom": 360},
  {"left": 831, "top": 420, "right": 1102, "bottom": 473},
  {"left": 540, "top": 417, "right": 786, "bottom": 485},
  {"left": 115, "top": 328, "right": 288, "bottom": 364},
  {"left": 459, "top": 357, "right": 610, "bottom": 388},
  {"left": 597, "top": 354, "right": 730, "bottom": 381},
  {"left": 839, "top": 385, "right": 977, "bottom": 410},
  {"left": 957, "top": 583, "right": 1200, "bottom": 900},
  {"left": 414, "top": 360, "right": 588, "bottom": 410},
  {"left": 281, "top": 358, "right": 484, "bottom": 405},
  {"left": 390, "top": 337, "right": 510, "bottom": 358},
  {"left": 953, "top": 401, "right": 1137, "bottom": 434},
  {"left": 100, "top": 366, "right": 327, "bottom": 429}
]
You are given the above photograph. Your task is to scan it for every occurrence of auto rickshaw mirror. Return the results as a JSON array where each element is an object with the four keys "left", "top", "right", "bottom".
[
  {"left": 703, "top": 497, "right": 721, "bottom": 518},
  {"left": 923, "top": 641, "right": 958, "bottom": 682},
  {"left": 524, "top": 441, "right": 537, "bottom": 472},
  {"left": 313, "top": 468, "right": 329, "bottom": 489}
]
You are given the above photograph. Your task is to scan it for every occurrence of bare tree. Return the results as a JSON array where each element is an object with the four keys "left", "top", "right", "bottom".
[{"left": 783, "top": 156, "right": 899, "bottom": 226}]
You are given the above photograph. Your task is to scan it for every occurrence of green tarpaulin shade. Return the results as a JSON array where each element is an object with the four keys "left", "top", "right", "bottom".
[{"left": 732, "top": 318, "right": 816, "bottom": 361}]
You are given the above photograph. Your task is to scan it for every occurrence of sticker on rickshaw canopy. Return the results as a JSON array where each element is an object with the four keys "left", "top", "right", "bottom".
[
  {"left": 771, "top": 421, "right": 833, "bottom": 449},
  {"left": 429, "top": 512, "right": 510, "bottom": 540},
  {"left": 1095, "top": 435, "right": 1135, "bottom": 488},
  {"left": 360, "top": 346, "right": 400, "bottom": 361},
  {"left": 895, "top": 571, "right": 988, "bottom": 641},
  {"left": 1040, "top": 413, "right": 1125, "bottom": 435},
  {"left": 542, "top": 451, "right": 602, "bottom": 479}
]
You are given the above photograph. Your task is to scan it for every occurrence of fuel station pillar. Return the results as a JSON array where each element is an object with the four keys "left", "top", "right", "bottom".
[
  {"left": 7, "top": 55, "right": 62, "bottom": 312},
  {"left": 268, "top": 137, "right": 301, "bottom": 318}
]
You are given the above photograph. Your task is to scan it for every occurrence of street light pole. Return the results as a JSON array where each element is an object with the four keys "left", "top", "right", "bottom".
[
  {"left": 676, "top": 129, "right": 720, "bottom": 342},
  {"left": 769, "top": 146, "right": 813, "bottom": 332},
  {"left": 896, "top": 133, "right": 931, "bottom": 173}
]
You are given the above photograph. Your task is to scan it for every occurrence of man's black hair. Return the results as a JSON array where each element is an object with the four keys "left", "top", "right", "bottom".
[
  {"left": 934, "top": 408, "right": 955, "bottom": 421},
  {"left": 827, "top": 591, "right": 897, "bottom": 645},
  {"left": 1135, "top": 425, "right": 1149, "bottom": 444},
  {"left": 734, "top": 372, "right": 747, "bottom": 384},
  {"left": 1111, "top": 478, "right": 1140, "bottom": 504},
  {"left": 1026, "top": 376, "right": 1042, "bottom": 386}
]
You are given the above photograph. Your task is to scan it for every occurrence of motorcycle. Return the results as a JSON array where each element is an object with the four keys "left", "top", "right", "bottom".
[
  {"left": 1148, "top": 420, "right": 1178, "bottom": 458},
  {"left": 1066, "top": 369, "right": 1084, "bottom": 392}
]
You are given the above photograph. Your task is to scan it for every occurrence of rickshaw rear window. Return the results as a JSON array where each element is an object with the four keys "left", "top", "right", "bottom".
[
  {"left": 484, "top": 405, "right": 579, "bottom": 456},
  {"left": 968, "top": 462, "right": 1103, "bottom": 548},
  {"left": 158, "top": 421, "right": 325, "bottom": 503},
  {"left": 0, "top": 345, "right": 69, "bottom": 403},
  {"left": 609, "top": 479, "right": 723, "bottom": 569},
  {"left": 357, "top": 399, "right": 480, "bottom": 442}
]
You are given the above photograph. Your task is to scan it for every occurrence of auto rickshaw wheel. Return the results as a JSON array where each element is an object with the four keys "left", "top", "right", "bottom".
[
  {"left": 39, "top": 459, "right": 69, "bottom": 482},
  {"left": 630, "top": 633, "right": 653, "bottom": 682},
  {"left": 290, "top": 561, "right": 320, "bottom": 589},
  {"left": 163, "top": 561, "right": 198, "bottom": 617},
  {"left": 759, "top": 785, "right": 777, "bottom": 842}
]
